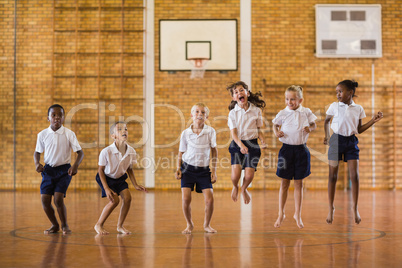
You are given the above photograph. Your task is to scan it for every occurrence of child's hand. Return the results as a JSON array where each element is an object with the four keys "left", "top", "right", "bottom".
[
  {"left": 211, "top": 173, "right": 217, "bottom": 184},
  {"left": 68, "top": 165, "right": 78, "bottom": 176},
  {"left": 35, "top": 163, "right": 44, "bottom": 173},
  {"left": 134, "top": 184, "right": 148, "bottom": 193},
  {"left": 240, "top": 145, "right": 248, "bottom": 154},
  {"left": 303, "top": 126, "right": 311, "bottom": 134},
  {"left": 323, "top": 137, "right": 329, "bottom": 145},
  {"left": 373, "top": 111, "right": 383, "bottom": 123},
  {"left": 105, "top": 188, "right": 116, "bottom": 203},
  {"left": 175, "top": 169, "right": 182, "bottom": 180},
  {"left": 260, "top": 142, "right": 268, "bottom": 149},
  {"left": 275, "top": 131, "right": 285, "bottom": 138}
]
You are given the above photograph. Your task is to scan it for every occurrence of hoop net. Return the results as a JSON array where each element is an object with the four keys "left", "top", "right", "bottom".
[{"left": 187, "top": 58, "right": 209, "bottom": 79}]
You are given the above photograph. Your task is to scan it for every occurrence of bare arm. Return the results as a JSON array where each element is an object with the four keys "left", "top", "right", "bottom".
[
  {"left": 358, "top": 111, "right": 383, "bottom": 134},
  {"left": 257, "top": 127, "right": 267, "bottom": 149},
  {"left": 324, "top": 115, "right": 333, "bottom": 145},
  {"left": 175, "top": 151, "right": 184, "bottom": 180},
  {"left": 273, "top": 124, "right": 284, "bottom": 138},
  {"left": 210, "top": 147, "right": 218, "bottom": 184},
  {"left": 33, "top": 151, "right": 44, "bottom": 173},
  {"left": 68, "top": 150, "right": 84, "bottom": 176},
  {"left": 230, "top": 128, "right": 248, "bottom": 154},
  {"left": 310, "top": 121, "right": 317, "bottom": 131},
  {"left": 127, "top": 167, "right": 147, "bottom": 192},
  {"left": 303, "top": 121, "right": 317, "bottom": 134}
]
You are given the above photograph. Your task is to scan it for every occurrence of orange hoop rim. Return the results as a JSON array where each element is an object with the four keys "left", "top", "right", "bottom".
[{"left": 187, "top": 58, "right": 210, "bottom": 68}]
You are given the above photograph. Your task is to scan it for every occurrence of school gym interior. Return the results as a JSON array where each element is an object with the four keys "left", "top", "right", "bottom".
[{"left": 1, "top": 0, "right": 401, "bottom": 267}]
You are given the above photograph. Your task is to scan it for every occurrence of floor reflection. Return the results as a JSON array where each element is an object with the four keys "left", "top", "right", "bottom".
[
  {"left": 327, "top": 240, "right": 361, "bottom": 268},
  {"left": 347, "top": 242, "right": 361, "bottom": 268},
  {"left": 41, "top": 234, "right": 67, "bottom": 268},
  {"left": 181, "top": 233, "right": 215, "bottom": 268},
  {"left": 95, "top": 234, "right": 130, "bottom": 268},
  {"left": 275, "top": 238, "right": 304, "bottom": 268},
  {"left": 240, "top": 190, "right": 252, "bottom": 267}
]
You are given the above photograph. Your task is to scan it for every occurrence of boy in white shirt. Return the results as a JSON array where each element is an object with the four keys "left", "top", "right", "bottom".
[
  {"left": 34, "top": 104, "right": 84, "bottom": 234},
  {"left": 94, "top": 121, "right": 147, "bottom": 235},
  {"left": 175, "top": 103, "right": 218, "bottom": 234}
]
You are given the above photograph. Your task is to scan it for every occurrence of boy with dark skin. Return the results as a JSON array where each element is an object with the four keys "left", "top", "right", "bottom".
[{"left": 34, "top": 104, "right": 84, "bottom": 234}]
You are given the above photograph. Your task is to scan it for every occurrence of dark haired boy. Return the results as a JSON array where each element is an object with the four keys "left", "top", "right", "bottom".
[{"left": 34, "top": 104, "right": 84, "bottom": 234}]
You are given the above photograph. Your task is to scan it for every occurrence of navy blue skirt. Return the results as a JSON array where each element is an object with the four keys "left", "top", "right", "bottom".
[
  {"left": 229, "top": 139, "right": 261, "bottom": 170},
  {"left": 276, "top": 144, "right": 310, "bottom": 180},
  {"left": 328, "top": 134, "right": 359, "bottom": 162}
]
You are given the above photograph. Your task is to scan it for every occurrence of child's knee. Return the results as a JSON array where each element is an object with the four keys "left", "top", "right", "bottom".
[
  {"left": 328, "top": 172, "right": 338, "bottom": 181},
  {"left": 244, "top": 169, "right": 255, "bottom": 181},
  {"left": 120, "top": 191, "right": 131, "bottom": 205},
  {"left": 182, "top": 195, "right": 192, "bottom": 205},
  {"left": 205, "top": 196, "right": 214, "bottom": 207},
  {"left": 350, "top": 174, "right": 359, "bottom": 182},
  {"left": 231, "top": 167, "right": 242, "bottom": 180},
  {"left": 41, "top": 195, "right": 52, "bottom": 205},
  {"left": 244, "top": 175, "right": 254, "bottom": 182},
  {"left": 119, "top": 189, "right": 131, "bottom": 204},
  {"left": 54, "top": 196, "right": 64, "bottom": 208},
  {"left": 122, "top": 194, "right": 132, "bottom": 204},
  {"left": 281, "top": 184, "right": 290, "bottom": 192},
  {"left": 231, "top": 173, "right": 241, "bottom": 182},
  {"left": 294, "top": 180, "right": 303, "bottom": 187},
  {"left": 110, "top": 197, "right": 120, "bottom": 207},
  {"left": 281, "top": 179, "right": 291, "bottom": 190}
]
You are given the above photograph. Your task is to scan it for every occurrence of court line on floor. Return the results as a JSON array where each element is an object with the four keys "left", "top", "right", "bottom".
[{"left": 8, "top": 225, "right": 386, "bottom": 249}]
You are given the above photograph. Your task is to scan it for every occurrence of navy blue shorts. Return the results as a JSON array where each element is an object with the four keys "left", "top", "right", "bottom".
[
  {"left": 181, "top": 162, "right": 212, "bottom": 193},
  {"left": 276, "top": 144, "right": 311, "bottom": 180},
  {"left": 96, "top": 173, "right": 129, "bottom": 198},
  {"left": 229, "top": 139, "right": 261, "bottom": 171},
  {"left": 328, "top": 134, "right": 359, "bottom": 162},
  {"left": 40, "top": 164, "right": 72, "bottom": 197}
]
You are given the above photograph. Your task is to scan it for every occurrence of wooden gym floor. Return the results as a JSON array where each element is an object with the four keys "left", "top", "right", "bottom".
[{"left": 1, "top": 189, "right": 402, "bottom": 267}]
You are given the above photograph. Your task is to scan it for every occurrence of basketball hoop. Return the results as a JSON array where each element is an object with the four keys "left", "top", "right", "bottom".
[{"left": 187, "top": 58, "right": 209, "bottom": 79}]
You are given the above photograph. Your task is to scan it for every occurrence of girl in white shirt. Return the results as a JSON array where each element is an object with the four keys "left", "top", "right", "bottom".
[
  {"left": 273, "top": 85, "right": 317, "bottom": 229},
  {"left": 227, "top": 81, "right": 267, "bottom": 204},
  {"left": 324, "top": 80, "right": 383, "bottom": 225}
]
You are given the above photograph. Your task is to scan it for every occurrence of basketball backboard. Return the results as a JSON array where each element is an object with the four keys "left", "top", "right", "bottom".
[
  {"left": 159, "top": 19, "right": 238, "bottom": 71},
  {"left": 315, "top": 4, "right": 382, "bottom": 58}
]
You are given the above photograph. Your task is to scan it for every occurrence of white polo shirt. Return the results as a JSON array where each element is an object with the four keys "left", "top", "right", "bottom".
[
  {"left": 326, "top": 101, "right": 366, "bottom": 136},
  {"left": 228, "top": 102, "right": 263, "bottom": 140},
  {"left": 179, "top": 124, "right": 217, "bottom": 167},
  {"left": 35, "top": 126, "right": 82, "bottom": 167},
  {"left": 272, "top": 105, "right": 317, "bottom": 145},
  {"left": 98, "top": 142, "right": 137, "bottom": 179}
]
